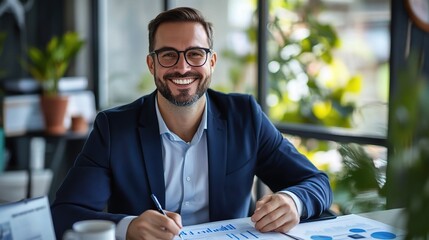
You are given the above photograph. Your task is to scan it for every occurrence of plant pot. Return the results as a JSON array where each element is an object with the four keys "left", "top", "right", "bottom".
[
  {"left": 40, "top": 95, "right": 69, "bottom": 135},
  {"left": 71, "top": 115, "right": 88, "bottom": 134}
]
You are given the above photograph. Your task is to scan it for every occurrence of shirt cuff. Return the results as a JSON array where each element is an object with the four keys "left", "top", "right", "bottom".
[
  {"left": 115, "top": 216, "right": 137, "bottom": 240},
  {"left": 279, "top": 191, "right": 304, "bottom": 217}
]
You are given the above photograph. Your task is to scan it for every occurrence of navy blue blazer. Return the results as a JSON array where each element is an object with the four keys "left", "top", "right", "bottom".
[{"left": 51, "top": 89, "right": 332, "bottom": 238}]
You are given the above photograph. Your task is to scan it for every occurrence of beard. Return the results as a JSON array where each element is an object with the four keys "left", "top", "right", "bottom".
[{"left": 154, "top": 70, "right": 211, "bottom": 107}]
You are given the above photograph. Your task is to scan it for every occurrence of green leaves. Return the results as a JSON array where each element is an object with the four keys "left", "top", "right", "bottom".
[
  {"left": 263, "top": 1, "right": 359, "bottom": 128},
  {"left": 387, "top": 50, "right": 429, "bottom": 239},
  {"left": 334, "top": 144, "right": 385, "bottom": 213},
  {"left": 24, "top": 32, "right": 85, "bottom": 96}
]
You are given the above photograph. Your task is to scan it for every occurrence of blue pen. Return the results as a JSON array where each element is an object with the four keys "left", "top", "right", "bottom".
[
  {"left": 150, "top": 194, "right": 184, "bottom": 240},
  {"left": 151, "top": 194, "right": 167, "bottom": 215}
]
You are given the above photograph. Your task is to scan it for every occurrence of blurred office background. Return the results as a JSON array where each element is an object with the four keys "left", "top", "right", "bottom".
[{"left": 0, "top": 0, "right": 428, "bottom": 219}]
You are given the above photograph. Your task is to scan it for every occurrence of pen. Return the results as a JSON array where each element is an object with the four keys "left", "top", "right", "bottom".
[
  {"left": 150, "top": 194, "right": 184, "bottom": 240},
  {"left": 151, "top": 194, "right": 167, "bottom": 215}
]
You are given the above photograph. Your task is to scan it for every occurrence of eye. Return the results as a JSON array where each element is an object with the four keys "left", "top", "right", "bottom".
[
  {"left": 187, "top": 49, "right": 205, "bottom": 58},
  {"left": 160, "top": 50, "right": 178, "bottom": 59}
]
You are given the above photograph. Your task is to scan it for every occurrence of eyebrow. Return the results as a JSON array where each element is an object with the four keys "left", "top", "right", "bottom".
[{"left": 154, "top": 46, "right": 208, "bottom": 52}]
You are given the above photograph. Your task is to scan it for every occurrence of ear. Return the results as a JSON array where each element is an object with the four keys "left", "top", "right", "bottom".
[
  {"left": 210, "top": 51, "right": 217, "bottom": 70},
  {"left": 147, "top": 54, "right": 155, "bottom": 75}
]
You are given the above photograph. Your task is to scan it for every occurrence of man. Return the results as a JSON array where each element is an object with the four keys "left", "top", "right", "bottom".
[{"left": 51, "top": 7, "right": 332, "bottom": 240}]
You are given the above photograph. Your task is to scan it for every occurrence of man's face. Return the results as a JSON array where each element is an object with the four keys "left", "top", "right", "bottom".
[{"left": 147, "top": 22, "right": 217, "bottom": 106}]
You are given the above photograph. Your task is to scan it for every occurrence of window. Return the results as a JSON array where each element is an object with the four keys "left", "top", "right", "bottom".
[
  {"left": 98, "top": 0, "right": 257, "bottom": 109},
  {"left": 98, "top": 0, "right": 162, "bottom": 109},
  {"left": 97, "top": 0, "right": 391, "bottom": 214},
  {"left": 266, "top": 0, "right": 390, "bottom": 136}
]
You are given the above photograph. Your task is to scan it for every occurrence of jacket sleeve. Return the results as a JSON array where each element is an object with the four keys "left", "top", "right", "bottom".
[
  {"left": 50, "top": 112, "right": 127, "bottom": 238},
  {"left": 250, "top": 97, "right": 333, "bottom": 219}
]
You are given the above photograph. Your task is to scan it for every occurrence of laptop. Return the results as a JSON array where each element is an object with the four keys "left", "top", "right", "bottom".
[{"left": 0, "top": 196, "right": 56, "bottom": 240}]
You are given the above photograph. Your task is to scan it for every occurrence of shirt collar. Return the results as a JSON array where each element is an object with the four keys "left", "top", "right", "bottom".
[{"left": 155, "top": 94, "right": 208, "bottom": 142}]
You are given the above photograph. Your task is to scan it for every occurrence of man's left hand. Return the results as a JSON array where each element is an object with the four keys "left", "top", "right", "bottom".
[{"left": 250, "top": 193, "right": 299, "bottom": 233}]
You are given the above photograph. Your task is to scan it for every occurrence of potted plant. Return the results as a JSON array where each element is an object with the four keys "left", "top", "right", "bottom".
[{"left": 23, "top": 31, "right": 84, "bottom": 135}]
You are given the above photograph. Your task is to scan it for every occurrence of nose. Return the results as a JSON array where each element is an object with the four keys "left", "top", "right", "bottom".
[{"left": 173, "top": 52, "right": 192, "bottom": 72}]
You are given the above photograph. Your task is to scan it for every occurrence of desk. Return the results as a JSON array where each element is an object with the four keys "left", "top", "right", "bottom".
[
  {"left": 281, "top": 209, "right": 407, "bottom": 240},
  {"left": 173, "top": 209, "right": 406, "bottom": 240},
  {"left": 358, "top": 208, "right": 405, "bottom": 229}
]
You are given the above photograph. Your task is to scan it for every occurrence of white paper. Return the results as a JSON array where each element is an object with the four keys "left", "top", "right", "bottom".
[
  {"left": 174, "top": 217, "right": 289, "bottom": 240},
  {"left": 286, "top": 214, "right": 406, "bottom": 240},
  {"left": 0, "top": 196, "right": 56, "bottom": 240}
]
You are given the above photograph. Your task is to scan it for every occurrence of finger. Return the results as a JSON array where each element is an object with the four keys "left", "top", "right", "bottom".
[
  {"left": 253, "top": 193, "right": 300, "bottom": 232},
  {"left": 254, "top": 195, "right": 272, "bottom": 210},
  {"left": 251, "top": 195, "right": 278, "bottom": 222},
  {"left": 253, "top": 206, "right": 285, "bottom": 232},
  {"left": 127, "top": 212, "right": 168, "bottom": 240},
  {"left": 273, "top": 217, "right": 299, "bottom": 233},
  {"left": 139, "top": 210, "right": 181, "bottom": 239},
  {"left": 256, "top": 193, "right": 294, "bottom": 215},
  {"left": 127, "top": 210, "right": 182, "bottom": 240},
  {"left": 257, "top": 210, "right": 298, "bottom": 233},
  {"left": 166, "top": 211, "right": 183, "bottom": 228},
  {"left": 154, "top": 227, "right": 177, "bottom": 240},
  {"left": 142, "top": 223, "right": 175, "bottom": 240},
  {"left": 156, "top": 212, "right": 182, "bottom": 236}
]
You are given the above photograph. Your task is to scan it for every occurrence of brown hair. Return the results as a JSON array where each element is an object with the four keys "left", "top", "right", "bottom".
[{"left": 148, "top": 7, "right": 214, "bottom": 52}]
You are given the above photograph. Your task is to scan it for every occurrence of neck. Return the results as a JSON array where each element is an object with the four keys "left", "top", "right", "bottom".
[{"left": 157, "top": 93, "right": 206, "bottom": 142}]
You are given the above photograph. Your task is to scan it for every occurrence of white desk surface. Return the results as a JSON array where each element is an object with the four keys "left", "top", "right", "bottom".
[{"left": 358, "top": 208, "right": 405, "bottom": 229}]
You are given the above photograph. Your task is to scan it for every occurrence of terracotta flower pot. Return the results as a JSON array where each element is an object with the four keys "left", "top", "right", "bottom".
[
  {"left": 71, "top": 115, "right": 88, "bottom": 134},
  {"left": 40, "top": 95, "right": 69, "bottom": 135}
]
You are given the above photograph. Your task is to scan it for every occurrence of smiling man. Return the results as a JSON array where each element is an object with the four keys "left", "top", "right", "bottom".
[
  {"left": 51, "top": 7, "right": 332, "bottom": 240},
  {"left": 149, "top": 22, "right": 214, "bottom": 108}
]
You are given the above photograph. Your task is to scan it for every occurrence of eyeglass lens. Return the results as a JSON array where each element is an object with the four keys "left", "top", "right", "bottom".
[{"left": 156, "top": 48, "right": 209, "bottom": 67}]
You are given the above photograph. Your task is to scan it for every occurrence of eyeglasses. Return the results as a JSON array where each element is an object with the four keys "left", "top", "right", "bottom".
[{"left": 150, "top": 47, "right": 212, "bottom": 68}]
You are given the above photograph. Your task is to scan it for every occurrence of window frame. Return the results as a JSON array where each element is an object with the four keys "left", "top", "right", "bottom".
[{"left": 92, "top": 0, "right": 389, "bottom": 146}]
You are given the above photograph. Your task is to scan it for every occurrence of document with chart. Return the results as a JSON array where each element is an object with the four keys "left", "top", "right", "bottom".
[
  {"left": 286, "top": 214, "right": 406, "bottom": 240},
  {"left": 174, "top": 217, "right": 289, "bottom": 240}
]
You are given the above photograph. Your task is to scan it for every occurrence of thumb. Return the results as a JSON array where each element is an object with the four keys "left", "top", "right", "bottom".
[{"left": 166, "top": 211, "right": 183, "bottom": 228}]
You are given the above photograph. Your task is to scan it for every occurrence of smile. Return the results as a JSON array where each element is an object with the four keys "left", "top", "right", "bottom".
[{"left": 170, "top": 78, "right": 196, "bottom": 85}]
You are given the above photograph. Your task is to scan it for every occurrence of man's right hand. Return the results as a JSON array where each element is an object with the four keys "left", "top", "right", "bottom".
[{"left": 126, "top": 210, "right": 182, "bottom": 240}]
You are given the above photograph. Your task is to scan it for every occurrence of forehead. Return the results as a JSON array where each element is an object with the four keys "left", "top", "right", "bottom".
[{"left": 154, "top": 22, "right": 209, "bottom": 50}]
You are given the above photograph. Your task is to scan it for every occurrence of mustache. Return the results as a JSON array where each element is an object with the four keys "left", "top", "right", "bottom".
[{"left": 163, "top": 71, "right": 203, "bottom": 79}]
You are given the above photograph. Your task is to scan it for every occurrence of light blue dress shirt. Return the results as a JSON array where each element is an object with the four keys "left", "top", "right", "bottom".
[{"left": 156, "top": 97, "right": 210, "bottom": 225}]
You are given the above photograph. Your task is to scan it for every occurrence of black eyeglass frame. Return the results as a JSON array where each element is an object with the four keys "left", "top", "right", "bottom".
[{"left": 150, "top": 47, "right": 213, "bottom": 68}]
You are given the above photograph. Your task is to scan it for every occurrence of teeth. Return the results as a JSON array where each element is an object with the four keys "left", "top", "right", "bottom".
[{"left": 172, "top": 78, "right": 194, "bottom": 85}]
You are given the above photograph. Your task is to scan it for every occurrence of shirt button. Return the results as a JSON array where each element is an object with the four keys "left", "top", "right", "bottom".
[
  {"left": 186, "top": 176, "right": 191, "bottom": 181},
  {"left": 185, "top": 201, "right": 190, "bottom": 206}
]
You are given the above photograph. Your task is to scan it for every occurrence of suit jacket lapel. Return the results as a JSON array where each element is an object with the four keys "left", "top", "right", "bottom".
[
  {"left": 137, "top": 92, "right": 167, "bottom": 207},
  {"left": 206, "top": 94, "right": 228, "bottom": 220},
  {"left": 136, "top": 91, "right": 228, "bottom": 212}
]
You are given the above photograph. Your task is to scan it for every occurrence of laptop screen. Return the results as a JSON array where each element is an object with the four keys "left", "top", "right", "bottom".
[{"left": 0, "top": 196, "right": 55, "bottom": 240}]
